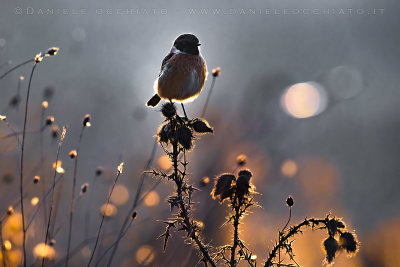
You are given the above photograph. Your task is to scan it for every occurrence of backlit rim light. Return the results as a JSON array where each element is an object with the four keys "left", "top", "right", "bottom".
[{"left": 281, "top": 82, "right": 328, "bottom": 119}]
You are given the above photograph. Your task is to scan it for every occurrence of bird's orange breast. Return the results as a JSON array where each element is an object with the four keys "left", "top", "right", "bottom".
[{"left": 157, "top": 53, "right": 207, "bottom": 102}]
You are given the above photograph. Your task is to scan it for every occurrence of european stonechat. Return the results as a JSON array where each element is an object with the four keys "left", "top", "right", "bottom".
[{"left": 147, "top": 34, "right": 207, "bottom": 108}]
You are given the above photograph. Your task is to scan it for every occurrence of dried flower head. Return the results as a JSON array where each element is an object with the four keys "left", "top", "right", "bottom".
[
  {"left": 60, "top": 126, "right": 67, "bottom": 141},
  {"left": 43, "top": 86, "right": 55, "bottom": 100},
  {"left": 236, "top": 154, "right": 247, "bottom": 166},
  {"left": 118, "top": 162, "right": 125, "bottom": 173},
  {"left": 42, "top": 101, "right": 49, "bottom": 109},
  {"left": 69, "top": 150, "right": 77, "bottom": 159},
  {"left": 199, "top": 177, "right": 210, "bottom": 187},
  {"left": 326, "top": 218, "right": 345, "bottom": 237},
  {"left": 339, "top": 232, "right": 358, "bottom": 255},
  {"left": 45, "top": 47, "right": 59, "bottom": 56},
  {"left": 212, "top": 174, "right": 235, "bottom": 202},
  {"left": 33, "top": 175, "right": 40, "bottom": 184},
  {"left": 2, "top": 173, "right": 14, "bottom": 184},
  {"left": 49, "top": 239, "right": 56, "bottom": 246},
  {"left": 176, "top": 125, "right": 193, "bottom": 150},
  {"left": 212, "top": 67, "right": 221, "bottom": 77},
  {"left": 7, "top": 206, "right": 14, "bottom": 215},
  {"left": 286, "top": 195, "right": 294, "bottom": 207},
  {"left": 95, "top": 166, "right": 104, "bottom": 176},
  {"left": 238, "top": 169, "right": 252, "bottom": 178},
  {"left": 52, "top": 161, "right": 65, "bottom": 174},
  {"left": 35, "top": 53, "right": 43, "bottom": 63},
  {"left": 191, "top": 118, "right": 213, "bottom": 134},
  {"left": 161, "top": 102, "right": 176, "bottom": 119},
  {"left": 236, "top": 171, "right": 252, "bottom": 198},
  {"left": 83, "top": 114, "right": 91, "bottom": 127},
  {"left": 157, "top": 123, "right": 173, "bottom": 144},
  {"left": 81, "top": 183, "right": 89, "bottom": 194},
  {"left": 9, "top": 95, "right": 21, "bottom": 107},
  {"left": 323, "top": 236, "right": 339, "bottom": 263},
  {"left": 45, "top": 116, "right": 54, "bottom": 126},
  {"left": 51, "top": 125, "right": 59, "bottom": 139}
]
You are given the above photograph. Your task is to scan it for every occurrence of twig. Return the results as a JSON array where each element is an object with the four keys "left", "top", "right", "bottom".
[
  {"left": 264, "top": 217, "right": 328, "bottom": 267},
  {"left": 0, "top": 59, "right": 34, "bottom": 80},
  {"left": 66, "top": 125, "right": 86, "bottom": 267},
  {"left": 106, "top": 140, "right": 157, "bottom": 267},
  {"left": 87, "top": 163, "right": 124, "bottom": 267},
  {"left": 20, "top": 62, "right": 37, "bottom": 267},
  {"left": 42, "top": 126, "right": 67, "bottom": 267},
  {"left": 201, "top": 76, "right": 216, "bottom": 117}
]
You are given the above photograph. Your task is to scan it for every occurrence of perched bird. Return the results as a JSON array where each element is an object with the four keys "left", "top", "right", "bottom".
[{"left": 147, "top": 34, "right": 207, "bottom": 109}]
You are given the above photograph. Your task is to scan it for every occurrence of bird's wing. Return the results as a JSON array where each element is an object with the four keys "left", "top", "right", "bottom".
[{"left": 159, "top": 52, "right": 174, "bottom": 77}]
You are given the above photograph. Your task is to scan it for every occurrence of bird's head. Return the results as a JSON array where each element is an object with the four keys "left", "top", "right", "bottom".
[{"left": 173, "top": 34, "right": 201, "bottom": 55}]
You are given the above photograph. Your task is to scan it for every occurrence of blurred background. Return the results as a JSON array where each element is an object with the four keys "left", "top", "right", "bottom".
[{"left": 0, "top": 0, "right": 399, "bottom": 266}]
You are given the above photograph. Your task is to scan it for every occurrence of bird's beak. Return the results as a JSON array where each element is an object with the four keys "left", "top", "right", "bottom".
[{"left": 197, "top": 43, "right": 201, "bottom": 46}]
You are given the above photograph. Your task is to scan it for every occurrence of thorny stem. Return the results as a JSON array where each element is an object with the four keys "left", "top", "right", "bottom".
[
  {"left": 42, "top": 127, "right": 66, "bottom": 267},
  {"left": 279, "top": 207, "right": 292, "bottom": 266},
  {"left": 171, "top": 134, "right": 216, "bottom": 267},
  {"left": 230, "top": 204, "right": 240, "bottom": 267},
  {"left": 20, "top": 62, "right": 37, "bottom": 267},
  {"left": 66, "top": 125, "right": 85, "bottom": 267},
  {"left": 87, "top": 167, "right": 123, "bottom": 267},
  {"left": 264, "top": 217, "right": 329, "bottom": 267}
]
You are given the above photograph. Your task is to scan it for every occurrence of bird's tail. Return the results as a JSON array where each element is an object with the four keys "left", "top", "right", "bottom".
[{"left": 147, "top": 94, "right": 161, "bottom": 107}]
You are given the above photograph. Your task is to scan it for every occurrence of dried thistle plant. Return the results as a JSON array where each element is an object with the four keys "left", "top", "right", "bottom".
[
  {"left": 147, "top": 102, "right": 216, "bottom": 266},
  {"left": 147, "top": 100, "right": 358, "bottom": 267}
]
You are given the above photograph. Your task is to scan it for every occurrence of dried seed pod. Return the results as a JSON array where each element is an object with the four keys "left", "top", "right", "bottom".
[
  {"left": 158, "top": 123, "right": 173, "bottom": 144},
  {"left": 95, "top": 166, "right": 104, "bottom": 176},
  {"left": 339, "top": 232, "right": 358, "bottom": 254},
  {"left": 83, "top": 114, "right": 91, "bottom": 127},
  {"left": 236, "top": 154, "right": 247, "bottom": 166},
  {"left": 176, "top": 125, "right": 193, "bottom": 150},
  {"left": 45, "top": 116, "right": 54, "bottom": 125},
  {"left": 69, "top": 150, "right": 77, "bottom": 159},
  {"left": 43, "top": 86, "right": 55, "bottom": 100},
  {"left": 286, "top": 195, "right": 294, "bottom": 207},
  {"left": 212, "top": 67, "right": 221, "bottom": 77},
  {"left": 45, "top": 47, "right": 59, "bottom": 56},
  {"left": 323, "top": 236, "right": 339, "bottom": 263},
  {"left": 212, "top": 174, "right": 235, "bottom": 202},
  {"left": 191, "top": 118, "right": 213, "bottom": 134},
  {"left": 81, "top": 183, "right": 89, "bottom": 194},
  {"left": 33, "top": 175, "right": 40, "bottom": 184},
  {"left": 161, "top": 102, "right": 176, "bottom": 119},
  {"left": 9, "top": 95, "right": 21, "bottom": 107}
]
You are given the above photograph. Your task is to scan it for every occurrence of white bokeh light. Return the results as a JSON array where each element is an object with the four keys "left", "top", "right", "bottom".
[{"left": 281, "top": 82, "right": 328, "bottom": 119}]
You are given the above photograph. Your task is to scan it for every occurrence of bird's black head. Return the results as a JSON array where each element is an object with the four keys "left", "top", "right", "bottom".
[{"left": 173, "top": 34, "right": 200, "bottom": 55}]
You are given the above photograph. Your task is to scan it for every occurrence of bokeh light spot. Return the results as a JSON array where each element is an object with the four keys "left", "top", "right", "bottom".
[
  {"left": 100, "top": 203, "right": 117, "bottom": 217},
  {"left": 33, "top": 243, "right": 55, "bottom": 259},
  {"left": 135, "top": 245, "right": 154, "bottom": 265},
  {"left": 281, "top": 159, "right": 298, "bottom": 178},
  {"left": 157, "top": 155, "right": 172, "bottom": 170},
  {"left": 144, "top": 191, "right": 160, "bottom": 207},
  {"left": 110, "top": 185, "right": 130, "bottom": 206},
  {"left": 281, "top": 82, "right": 328, "bottom": 118}
]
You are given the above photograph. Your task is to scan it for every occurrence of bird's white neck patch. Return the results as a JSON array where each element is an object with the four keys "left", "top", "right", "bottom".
[{"left": 171, "top": 46, "right": 182, "bottom": 54}]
